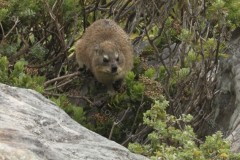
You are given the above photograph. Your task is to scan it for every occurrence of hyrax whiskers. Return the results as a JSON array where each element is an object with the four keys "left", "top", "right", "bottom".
[{"left": 75, "top": 19, "right": 134, "bottom": 93}]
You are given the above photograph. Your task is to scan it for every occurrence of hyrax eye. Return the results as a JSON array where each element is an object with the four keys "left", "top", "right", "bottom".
[
  {"left": 116, "top": 57, "right": 119, "bottom": 61},
  {"left": 103, "top": 57, "right": 109, "bottom": 63}
]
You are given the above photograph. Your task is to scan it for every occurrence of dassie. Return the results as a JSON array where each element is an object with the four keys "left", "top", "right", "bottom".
[{"left": 75, "top": 19, "right": 134, "bottom": 92}]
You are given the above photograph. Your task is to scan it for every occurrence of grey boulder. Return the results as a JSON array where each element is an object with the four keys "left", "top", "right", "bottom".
[{"left": 0, "top": 83, "right": 148, "bottom": 160}]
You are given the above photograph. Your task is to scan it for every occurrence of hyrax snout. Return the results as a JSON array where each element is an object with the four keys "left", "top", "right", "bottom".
[{"left": 75, "top": 19, "right": 134, "bottom": 92}]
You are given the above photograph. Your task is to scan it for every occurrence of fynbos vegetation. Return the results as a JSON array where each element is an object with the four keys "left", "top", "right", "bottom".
[{"left": 1, "top": 0, "right": 240, "bottom": 159}]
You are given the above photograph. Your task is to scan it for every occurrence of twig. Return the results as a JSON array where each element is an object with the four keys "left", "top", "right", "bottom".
[
  {"left": 0, "top": 22, "right": 5, "bottom": 39},
  {"left": 10, "top": 36, "right": 29, "bottom": 62},
  {"left": 4, "top": 17, "right": 20, "bottom": 39},
  {"left": 43, "top": 0, "right": 66, "bottom": 50},
  {"left": 121, "top": 126, "right": 152, "bottom": 146},
  {"left": 44, "top": 72, "right": 80, "bottom": 87},
  {"left": 45, "top": 78, "right": 76, "bottom": 91},
  {"left": 130, "top": 94, "right": 145, "bottom": 134},
  {"left": 108, "top": 0, "right": 119, "bottom": 16},
  {"left": 67, "top": 95, "right": 94, "bottom": 106},
  {"left": 114, "top": 0, "right": 131, "bottom": 22},
  {"left": 144, "top": 26, "right": 171, "bottom": 77},
  {"left": 66, "top": 14, "right": 79, "bottom": 50},
  {"left": 80, "top": 0, "right": 87, "bottom": 31},
  {"left": 43, "top": 92, "right": 93, "bottom": 106},
  {"left": 215, "top": 28, "right": 222, "bottom": 65},
  {"left": 118, "top": 0, "right": 140, "bottom": 21},
  {"left": 93, "top": 0, "right": 101, "bottom": 21},
  {"left": 85, "top": 0, "right": 118, "bottom": 14},
  {"left": 109, "top": 107, "right": 130, "bottom": 140},
  {"left": 27, "top": 52, "right": 64, "bottom": 68}
]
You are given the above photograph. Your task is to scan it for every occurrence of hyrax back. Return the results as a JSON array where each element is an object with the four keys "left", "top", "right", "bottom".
[{"left": 75, "top": 19, "right": 134, "bottom": 91}]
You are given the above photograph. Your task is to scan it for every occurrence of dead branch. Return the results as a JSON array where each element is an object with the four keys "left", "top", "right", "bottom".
[
  {"left": 43, "top": 92, "right": 93, "bottom": 106},
  {"left": 10, "top": 37, "right": 29, "bottom": 62},
  {"left": 45, "top": 78, "right": 77, "bottom": 91},
  {"left": 109, "top": 107, "right": 130, "bottom": 140},
  {"left": 44, "top": 72, "right": 80, "bottom": 87},
  {"left": 43, "top": 0, "right": 66, "bottom": 50},
  {"left": 4, "top": 17, "right": 20, "bottom": 39},
  {"left": 114, "top": 0, "right": 132, "bottom": 22},
  {"left": 27, "top": 52, "right": 64, "bottom": 68}
]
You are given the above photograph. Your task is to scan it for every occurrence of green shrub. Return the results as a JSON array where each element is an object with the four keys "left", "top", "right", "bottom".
[
  {"left": 144, "top": 67, "right": 156, "bottom": 79},
  {"left": 0, "top": 56, "right": 45, "bottom": 92},
  {"left": 129, "top": 99, "right": 240, "bottom": 159},
  {"left": 125, "top": 71, "right": 145, "bottom": 100},
  {"left": 51, "top": 95, "right": 86, "bottom": 124}
]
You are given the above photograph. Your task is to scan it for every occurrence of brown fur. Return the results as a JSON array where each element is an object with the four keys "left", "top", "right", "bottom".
[{"left": 75, "top": 19, "right": 134, "bottom": 91}]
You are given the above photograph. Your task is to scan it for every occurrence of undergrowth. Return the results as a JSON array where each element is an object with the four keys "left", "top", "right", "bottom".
[
  {"left": 0, "top": 56, "right": 45, "bottom": 92},
  {"left": 1, "top": 0, "right": 240, "bottom": 159}
]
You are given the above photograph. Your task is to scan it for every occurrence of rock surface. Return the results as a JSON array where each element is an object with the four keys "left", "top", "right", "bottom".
[
  {"left": 0, "top": 83, "right": 148, "bottom": 160},
  {"left": 226, "top": 30, "right": 240, "bottom": 152},
  {"left": 207, "top": 28, "right": 240, "bottom": 152}
]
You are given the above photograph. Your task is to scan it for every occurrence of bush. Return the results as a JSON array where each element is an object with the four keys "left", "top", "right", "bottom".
[
  {"left": 0, "top": 56, "right": 45, "bottom": 92},
  {"left": 51, "top": 95, "right": 86, "bottom": 124},
  {"left": 1, "top": 0, "right": 240, "bottom": 158},
  {"left": 129, "top": 99, "right": 240, "bottom": 159}
]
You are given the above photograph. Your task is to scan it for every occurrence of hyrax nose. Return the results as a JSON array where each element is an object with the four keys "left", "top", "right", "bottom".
[{"left": 111, "top": 64, "right": 118, "bottom": 73}]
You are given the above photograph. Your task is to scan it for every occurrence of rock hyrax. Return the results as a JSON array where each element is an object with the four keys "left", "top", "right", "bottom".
[{"left": 75, "top": 19, "right": 134, "bottom": 92}]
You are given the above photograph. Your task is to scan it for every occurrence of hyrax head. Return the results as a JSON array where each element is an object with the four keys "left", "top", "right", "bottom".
[{"left": 92, "top": 41, "right": 125, "bottom": 75}]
